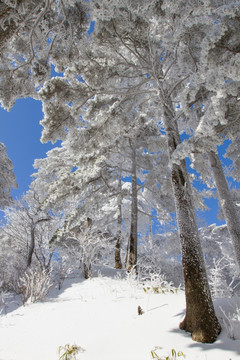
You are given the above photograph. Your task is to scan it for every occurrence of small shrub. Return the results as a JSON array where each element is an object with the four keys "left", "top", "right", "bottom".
[
  {"left": 17, "top": 268, "right": 53, "bottom": 304},
  {"left": 219, "top": 296, "right": 240, "bottom": 340},
  {"left": 58, "top": 344, "right": 85, "bottom": 360},
  {"left": 208, "top": 257, "right": 240, "bottom": 298},
  {"left": 126, "top": 266, "right": 139, "bottom": 282},
  {"left": 143, "top": 274, "right": 178, "bottom": 295},
  {"left": 0, "top": 289, "right": 7, "bottom": 315},
  {"left": 151, "top": 347, "right": 185, "bottom": 360}
]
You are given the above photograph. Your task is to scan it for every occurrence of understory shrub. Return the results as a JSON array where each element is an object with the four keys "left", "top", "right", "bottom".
[
  {"left": 17, "top": 268, "right": 53, "bottom": 304},
  {"left": 208, "top": 256, "right": 240, "bottom": 298},
  {"left": 218, "top": 296, "right": 240, "bottom": 340},
  {"left": 0, "top": 288, "right": 7, "bottom": 314},
  {"left": 142, "top": 273, "right": 178, "bottom": 294}
]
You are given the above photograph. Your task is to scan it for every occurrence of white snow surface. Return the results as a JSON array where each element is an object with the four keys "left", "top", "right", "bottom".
[{"left": 0, "top": 268, "right": 239, "bottom": 360}]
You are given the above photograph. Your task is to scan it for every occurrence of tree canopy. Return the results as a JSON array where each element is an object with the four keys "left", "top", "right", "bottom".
[{"left": 0, "top": 0, "right": 240, "bottom": 344}]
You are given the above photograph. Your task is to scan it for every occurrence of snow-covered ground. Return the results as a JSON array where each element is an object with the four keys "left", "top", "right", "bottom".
[{"left": 0, "top": 269, "right": 239, "bottom": 360}]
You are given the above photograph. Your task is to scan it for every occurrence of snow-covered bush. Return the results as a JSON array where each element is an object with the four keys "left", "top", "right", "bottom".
[
  {"left": 0, "top": 289, "right": 7, "bottom": 315},
  {"left": 126, "top": 265, "right": 139, "bottom": 282},
  {"left": 52, "top": 256, "right": 74, "bottom": 290},
  {"left": 17, "top": 268, "right": 53, "bottom": 304},
  {"left": 208, "top": 256, "right": 240, "bottom": 298},
  {"left": 137, "top": 232, "right": 183, "bottom": 287},
  {"left": 125, "top": 265, "right": 178, "bottom": 296},
  {"left": 218, "top": 296, "right": 240, "bottom": 340},
  {"left": 0, "top": 192, "right": 62, "bottom": 293},
  {"left": 142, "top": 273, "right": 178, "bottom": 295},
  {"left": 57, "top": 224, "right": 114, "bottom": 279},
  {"left": 200, "top": 224, "right": 240, "bottom": 298},
  {"left": 0, "top": 241, "right": 19, "bottom": 292}
]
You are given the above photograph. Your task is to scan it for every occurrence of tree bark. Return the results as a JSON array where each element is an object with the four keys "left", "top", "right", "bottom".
[
  {"left": 83, "top": 262, "right": 92, "bottom": 279},
  {"left": 83, "top": 217, "right": 93, "bottom": 279},
  {"left": 128, "top": 139, "right": 138, "bottom": 270},
  {"left": 27, "top": 217, "right": 51, "bottom": 268},
  {"left": 208, "top": 150, "right": 240, "bottom": 269},
  {"left": 115, "top": 173, "right": 123, "bottom": 269},
  {"left": 162, "top": 100, "right": 221, "bottom": 342},
  {"left": 124, "top": 238, "right": 129, "bottom": 269},
  {"left": 148, "top": 214, "right": 153, "bottom": 250},
  {"left": 115, "top": 236, "right": 122, "bottom": 269},
  {"left": 27, "top": 223, "right": 35, "bottom": 268}
]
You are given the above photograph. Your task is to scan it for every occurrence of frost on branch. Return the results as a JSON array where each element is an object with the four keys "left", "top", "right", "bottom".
[
  {"left": 39, "top": 78, "right": 92, "bottom": 143},
  {"left": 17, "top": 268, "right": 53, "bottom": 304},
  {"left": 0, "top": 142, "right": 17, "bottom": 208},
  {"left": 0, "top": 0, "right": 90, "bottom": 109}
]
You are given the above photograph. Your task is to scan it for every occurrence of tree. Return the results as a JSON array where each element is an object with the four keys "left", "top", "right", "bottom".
[
  {"left": 53, "top": 215, "right": 110, "bottom": 279},
  {"left": 0, "top": 142, "right": 17, "bottom": 208},
  {"left": 159, "top": 0, "right": 239, "bottom": 337},
  {"left": 33, "top": 1, "right": 222, "bottom": 342},
  {"left": 115, "top": 172, "right": 123, "bottom": 269},
  {"left": 172, "top": 96, "right": 240, "bottom": 270},
  {"left": 90, "top": 2, "right": 221, "bottom": 342},
  {"left": 32, "top": 105, "right": 173, "bottom": 271},
  {"left": 1, "top": 190, "right": 61, "bottom": 273},
  {"left": 0, "top": 0, "right": 90, "bottom": 110},
  {"left": 199, "top": 223, "right": 240, "bottom": 298},
  {"left": 162, "top": 0, "right": 240, "bottom": 268},
  {"left": 207, "top": 151, "right": 240, "bottom": 269},
  {"left": 2, "top": 0, "right": 232, "bottom": 342}
]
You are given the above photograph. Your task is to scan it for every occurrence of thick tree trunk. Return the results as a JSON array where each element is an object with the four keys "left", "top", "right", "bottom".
[
  {"left": 115, "top": 203, "right": 122, "bottom": 269},
  {"left": 83, "top": 262, "right": 92, "bottom": 279},
  {"left": 27, "top": 217, "right": 51, "bottom": 268},
  {"left": 83, "top": 217, "right": 93, "bottom": 279},
  {"left": 208, "top": 150, "right": 240, "bottom": 268},
  {"left": 115, "top": 237, "right": 122, "bottom": 269},
  {"left": 163, "top": 101, "right": 221, "bottom": 342},
  {"left": 115, "top": 174, "right": 123, "bottom": 269},
  {"left": 128, "top": 139, "right": 138, "bottom": 270}
]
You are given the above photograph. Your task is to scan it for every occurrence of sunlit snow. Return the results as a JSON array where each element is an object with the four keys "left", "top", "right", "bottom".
[{"left": 0, "top": 268, "right": 239, "bottom": 360}]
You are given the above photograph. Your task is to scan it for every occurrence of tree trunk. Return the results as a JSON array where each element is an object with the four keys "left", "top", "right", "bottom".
[
  {"left": 128, "top": 139, "right": 138, "bottom": 270},
  {"left": 83, "top": 262, "right": 92, "bottom": 279},
  {"left": 115, "top": 173, "right": 123, "bottom": 269},
  {"left": 86, "top": 217, "right": 92, "bottom": 228},
  {"left": 149, "top": 214, "right": 153, "bottom": 250},
  {"left": 27, "top": 217, "right": 51, "bottom": 268},
  {"left": 208, "top": 150, "right": 240, "bottom": 268},
  {"left": 82, "top": 217, "right": 93, "bottom": 279},
  {"left": 162, "top": 100, "right": 221, "bottom": 342},
  {"left": 115, "top": 237, "right": 122, "bottom": 269},
  {"left": 124, "top": 238, "right": 129, "bottom": 269},
  {"left": 27, "top": 223, "right": 35, "bottom": 268}
]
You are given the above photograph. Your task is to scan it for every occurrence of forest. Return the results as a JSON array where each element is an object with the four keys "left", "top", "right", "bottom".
[{"left": 0, "top": 0, "right": 239, "bottom": 349}]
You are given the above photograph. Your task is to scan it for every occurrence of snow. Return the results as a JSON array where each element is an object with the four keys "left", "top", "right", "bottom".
[{"left": 0, "top": 269, "right": 239, "bottom": 360}]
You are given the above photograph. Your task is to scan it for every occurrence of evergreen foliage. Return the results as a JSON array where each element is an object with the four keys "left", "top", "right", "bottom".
[{"left": 0, "top": 0, "right": 239, "bottom": 345}]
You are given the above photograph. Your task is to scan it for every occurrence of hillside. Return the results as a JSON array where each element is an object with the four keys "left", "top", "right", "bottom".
[{"left": 0, "top": 269, "right": 239, "bottom": 360}]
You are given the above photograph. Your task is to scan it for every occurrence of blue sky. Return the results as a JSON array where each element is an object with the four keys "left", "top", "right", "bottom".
[
  {"left": 0, "top": 97, "right": 236, "bottom": 227},
  {"left": 0, "top": 98, "right": 231, "bottom": 226},
  {"left": 0, "top": 20, "right": 96, "bottom": 202},
  {"left": 0, "top": 98, "right": 57, "bottom": 198}
]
